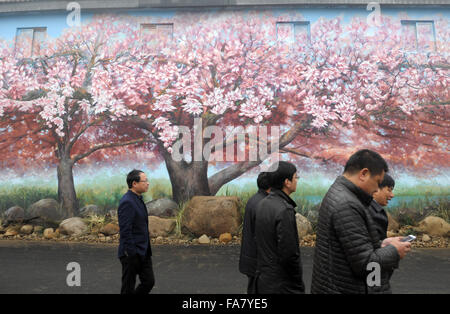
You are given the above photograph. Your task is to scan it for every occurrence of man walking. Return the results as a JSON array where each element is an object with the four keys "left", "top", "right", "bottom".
[
  {"left": 369, "top": 173, "right": 399, "bottom": 293},
  {"left": 370, "top": 173, "right": 395, "bottom": 240},
  {"left": 311, "top": 149, "right": 411, "bottom": 294},
  {"left": 239, "top": 172, "right": 271, "bottom": 294},
  {"left": 254, "top": 161, "right": 305, "bottom": 294},
  {"left": 118, "top": 169, "right": 155, "bottom": 294}
]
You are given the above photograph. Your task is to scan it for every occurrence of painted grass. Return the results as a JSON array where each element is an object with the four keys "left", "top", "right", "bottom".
[{"left": 1, "top": 176, "right": 448, "bottom": 224}]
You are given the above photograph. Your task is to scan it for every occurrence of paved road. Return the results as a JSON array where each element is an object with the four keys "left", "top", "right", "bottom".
[{"left": 0, "top": 240, "right": 449, "bottom": 294}]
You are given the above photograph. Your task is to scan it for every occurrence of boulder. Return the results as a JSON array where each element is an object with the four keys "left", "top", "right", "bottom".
[
  {"left": 219, "top": 233, "right": 232, "bottom": 243},
  {"left": 100, "top": 223, "right": 120, "bottom": 236},
  {"left": 59, "top": 217, "right": 88, "bottom": 236},
  {"left": 422, "top": 234, "right": 431, "bottom": 242},
  {"left": 306, "top": 209, "right": 319, "bottom": 227},
  {"left": 148, "top": 216, "right": 176, "bottom": 238},
  {"left": 33, "top": 226, "right": 44, "bottom": 234},
  {"left": 296, "top": 213, "right": 313, "bottom": 239},
  {"left": 79, "top": 205, "right": 102, "bottom": 218},
  {"left": 28, "top": 199, "right": 65, "bottom": 226},
  {"left": 395, "top": 208, "right": 428, "bottom": 226},
  {"left": 181, "top": 196, "right": 242, "bottom": 238},
  {"left": 198, "top": 234, "right": 210, "bottom": 244},
  {"left": 20, "top": 225, "right": 34, "bottom": 235},
  {"left": 145, "top": 198, "right": 179, "bottom": 218},
  {"left": 2, "top": 206, "right": 25, "bottom": 226},
  {"left": 387, "top": 231, "right": 397, "bottom": 238},
  {"left": 387, "top": 212, "right": 399, "bottom": 232},
  {"left": 43, "top": 228, "right": 54, "bottom": 239},
  {"left": 415, "top": 216, "right": 450, "bottom": 237},
  {"left": 5, "top": 228, "right": 19, "bottom": 237}
]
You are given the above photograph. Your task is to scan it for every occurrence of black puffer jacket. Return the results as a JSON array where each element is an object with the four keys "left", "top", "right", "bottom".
[
  {"left": 239, "top": 189, "right": 269, "bottom": 277},
  {"left": 254, "top": 189, "right": 305, "bottom": 294},
  {"left": 311, "top": 176, "right": 399, "bottom": 294}
]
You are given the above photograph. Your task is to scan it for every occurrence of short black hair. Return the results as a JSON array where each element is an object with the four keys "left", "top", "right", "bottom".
[
  {"left": 379, "top": 173, "right": 395, "bottom": 189},
  {"left": 344, "top": 149, "right": 388, "bottom": 176},
  {"left": 257, "top": 172, "right": 271, "bottom": 190},
  {"left": 127, "top": 169, "right": 144, "bottom": 189},
  {"left": 268, "top": 161, "right": 297, "bottom": 190}
]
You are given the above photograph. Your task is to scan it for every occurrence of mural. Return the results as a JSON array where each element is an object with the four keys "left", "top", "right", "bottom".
[{"left": 0, "top": 9, "right": 448, "bottom": 220}]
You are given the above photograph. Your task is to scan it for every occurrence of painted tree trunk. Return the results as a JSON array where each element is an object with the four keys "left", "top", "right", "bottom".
[
  {"left": 163, "top": 152, "right": 210, "bottom": 204},
  {"left": 57, "top": 158, "right": 78, "bottom": 217}
]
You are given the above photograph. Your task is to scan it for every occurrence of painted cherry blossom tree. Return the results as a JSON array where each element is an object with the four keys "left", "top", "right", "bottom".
[
  {"left": 0, "top": 16, "right": 153, "bottom": 216},
  {"left": 1, "top": 11, "right": 448, "bottom": 209},
  {"left": 111, "top": 11, "right": 448, "bottom": 204}
]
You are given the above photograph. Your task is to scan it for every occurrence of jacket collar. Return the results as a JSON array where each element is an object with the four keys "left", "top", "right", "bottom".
[
  {"left": 127, "top": 189, "right": 144, "bottom": 202},
  {"left": 370, "top": 199, "right": 385, "bottom": 213},
  {"left": 270, "top": 188, "right": 297, "bottom": 208},
  {"left": 338, "top": 175, "right": 373, "bottom": 206},
  {"left": 258, "top": 188, "right": 269, "bottom": 197}
]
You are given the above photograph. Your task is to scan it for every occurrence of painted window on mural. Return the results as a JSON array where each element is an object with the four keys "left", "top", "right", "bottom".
[
  {"left": 276, "top": 21, "right": 310, "bottom": 46},
  {"left": 140, "top": 23, "right": 174, "bottom": 49},
  {"left": 15, "top": 27, "right": 47, "bottom": 58},
  {"left": 401, "top": 20, "right": 436, "bottom": 52}
]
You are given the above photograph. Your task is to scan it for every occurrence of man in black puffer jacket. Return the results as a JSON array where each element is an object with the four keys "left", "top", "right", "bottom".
[
  {"left": 239, "top": 172, "right": 271, "bottom": 294},
  {"left": 311, "top": 149, "right": 411, "bottom": 294},
  {"left": 254, "top": 161, "right": 305, "bottom": 294}
]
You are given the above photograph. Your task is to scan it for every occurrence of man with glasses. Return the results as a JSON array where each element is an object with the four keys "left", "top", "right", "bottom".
[{"left": 118, "top": 169, "right": 155, "bottom": 294}]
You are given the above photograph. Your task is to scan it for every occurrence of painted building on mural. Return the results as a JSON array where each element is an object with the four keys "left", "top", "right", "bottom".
[{"left": 0, "top": 0, "right": 448, "bottom": 216}]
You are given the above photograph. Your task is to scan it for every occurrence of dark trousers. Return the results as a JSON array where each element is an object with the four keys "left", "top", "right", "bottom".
[
  {"left": 120, "top": 249, "right": 155, "bottom": 294},
  {"left": 247, "top": 275, "right": 256, "bottom": 294}
]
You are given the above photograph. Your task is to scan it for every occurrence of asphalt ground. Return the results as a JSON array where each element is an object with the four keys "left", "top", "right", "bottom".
[{"left": 0, "top": 240, "right": 449, "bottom": 294}]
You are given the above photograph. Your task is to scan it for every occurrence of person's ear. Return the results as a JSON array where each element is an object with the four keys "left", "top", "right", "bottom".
[{"left": 359, "top": 168, "right": 370, "bottom": 181}]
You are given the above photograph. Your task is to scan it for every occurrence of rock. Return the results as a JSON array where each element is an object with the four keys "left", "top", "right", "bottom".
[
  {"left": 387, "top": 231, "right": 397, "bottom": 238},
  {"left": 33, "top": 226, "right": 44, "bottom": 234},
  {"left": 28, "top": 199, "right": 65, "bottom": 226},
  {"left": 415, "top": 216, "right": 450, "bottom": 237},
  {"left": 148, "top": 216, "right": 176, "bottom": 238},
  {"left": 219, "top": 233, "right": 232, "bottom": 243},
  {"left": 422, "top": 234, "right": 431, "bottom": 242},
  {"left": 100, "top": 223, "right": 120, "bottom": 236},
  {"left": 145, "top": 198, "right": 179, "bottom": 218},
  {"left": 306, "top": 209, "right": 319, "bottom": 226},
  {"left": 20, "top": 225, "right": 34, "bottom": 235},
  {"left": 59, "top": 217, "right": 88, "bottom": 236},
  {"left": 181, "top": 196, "right": 242, "bottom": 238},
  {"left": 4, "top": 229, "right": 19, "bottom": 237},
  {"left": 43, "top": 228, "right": 54, "bottom": 239},
  {"left": 394, "top": 208, "right": 428, "bottom": 226},
  {"left": 2, "top": 206, "right": 25, "bottom": 226},
  {"left": 387, "top": 212, "right": 399, "bottom": 232},
  {"left": 79, "top": 205, "right": 102, "bottom": 218},
  {"left": 296, "top": 213, "right": 313, "bottom": 239},
  {"left": 108, "top": 210, "right": 118, "bottom": 218},
  {"left": 198, "top": 234, "right": 210, "bottom": 244},
  {"left": 155, "top": 236, "right": 164, "bottom": 243}
]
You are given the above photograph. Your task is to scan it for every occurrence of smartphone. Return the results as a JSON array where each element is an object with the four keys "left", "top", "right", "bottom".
[{"left": 400, "top": 235, "right": 416, "bottom": 242}]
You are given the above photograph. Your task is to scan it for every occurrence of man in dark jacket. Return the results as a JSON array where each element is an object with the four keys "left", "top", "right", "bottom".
[
  {"left": 118, "top": 169, "right": 155, "bottom": 294},
  {"left": 239, "top": 172, "right": 271, "bottom": 294},
  {"left": 369, "top": 173, "right": 398, "bottom": 293},
  {"left": 254, "top": 161, "right": 305, "bottom": 294},
  {"left": 370, "top": 174, "right": 395, "bottom": 240},
  {"left": 311, "top": 149, "right": 411, "bottom": 294}
]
